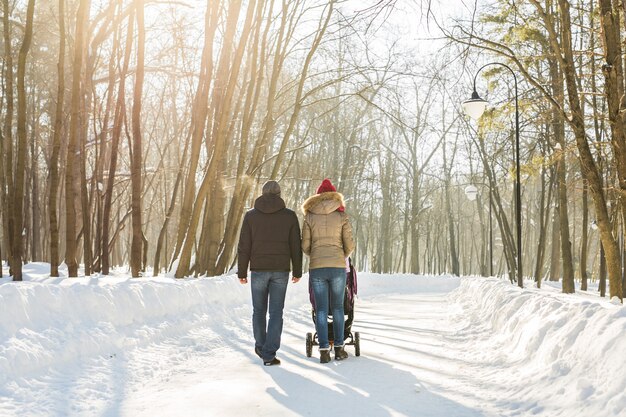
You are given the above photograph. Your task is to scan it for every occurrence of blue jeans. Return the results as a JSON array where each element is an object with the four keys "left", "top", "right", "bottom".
[
  {"left": 251, "top": 271, "right": 289, "bottom": 361},
  {"left": 310, "top": 267, "right": 346, "bottom": 350}
]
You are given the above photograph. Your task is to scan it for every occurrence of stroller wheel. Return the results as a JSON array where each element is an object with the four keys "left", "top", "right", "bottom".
[
  {"left": 354, "top": 332, "right": 361, "bottom": 357},
  {"left": 306, "top": 333, "right": 313, "bottom": 357}
]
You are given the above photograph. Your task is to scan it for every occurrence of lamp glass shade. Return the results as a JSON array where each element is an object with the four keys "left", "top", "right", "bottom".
[
  {"left": 462, "top": 97, "right": 488, "bottom": 120},
  {"left": 465, "top": 185, "right": 478, "bottom": 201}
]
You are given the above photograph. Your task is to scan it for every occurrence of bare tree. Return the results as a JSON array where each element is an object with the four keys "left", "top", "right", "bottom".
[
  {"left": 2, "top": 0, "right": 15, "bottom": 275},
  {"left": 130, "top": 0, "right": 145, "bottom": 277},
  {"left": 102, "top": 6, "right": 133, "bottom": 276},
  {"left": 11, "top": 0, "right": 36, "bottom": 281},
  {"left": 48, "top": 0, "right": 66, "bottom": 277},
  {"left": 64, "top": 0, "right": 90, "bottom": 277}
]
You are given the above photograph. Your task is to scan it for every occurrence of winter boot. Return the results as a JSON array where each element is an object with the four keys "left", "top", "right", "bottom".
[
  {"left": 263, "top": 357, "right": 281, "bottom": 366},
  {"left": 334, "top": 346, "right": 348, "bottom": 361},
  {"left": 320, "top": 350, "right": 332, "bottom": 364}
]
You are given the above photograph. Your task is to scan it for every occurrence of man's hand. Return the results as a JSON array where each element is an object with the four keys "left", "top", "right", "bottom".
[
  {"left": 292, "top": 276, "right": 301, "bottom": 283},
  {"left": 239, "top": 277, "right": 248, "bottom": 284}
]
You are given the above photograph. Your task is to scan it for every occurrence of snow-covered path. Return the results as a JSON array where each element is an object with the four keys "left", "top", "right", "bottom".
[
  {"left": 119, "top": 285, "right": 486, "bottom": 417},
  {"left": 2, "top": 266, "right": 625, "bottom": 417}
]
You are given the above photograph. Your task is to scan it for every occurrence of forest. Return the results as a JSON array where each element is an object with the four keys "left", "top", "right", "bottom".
[{"left": 1, "top": 0, "right": 625, "bottom": 301}]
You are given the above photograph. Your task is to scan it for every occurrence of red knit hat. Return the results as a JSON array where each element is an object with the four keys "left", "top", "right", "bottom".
[{"left": 316, "top": 178, "right": 336, "bottom": 194}]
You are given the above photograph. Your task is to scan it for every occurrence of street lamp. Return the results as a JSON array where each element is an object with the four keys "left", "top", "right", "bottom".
[
  {"left": 465, "top": 183, "right": 493, "bottom": 277},
  {"left": 461, "top": 92, "right": 488, "bottom": 121},
  {"left": 463, "top": 62, "right": 522, "bottom": 288},
  {"left": 464, "top": 185, "right": 478, "bottom": 201}
]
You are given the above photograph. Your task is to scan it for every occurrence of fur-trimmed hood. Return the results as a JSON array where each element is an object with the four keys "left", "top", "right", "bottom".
[{"left": 301, "top": 191, "right": 345, "bottom": 215}]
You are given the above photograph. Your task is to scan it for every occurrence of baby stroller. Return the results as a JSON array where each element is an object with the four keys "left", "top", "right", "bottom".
[{"left": 305, "top": 258, "right": 361, "bottom": 357}]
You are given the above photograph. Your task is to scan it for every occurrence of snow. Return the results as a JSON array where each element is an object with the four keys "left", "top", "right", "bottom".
[{"left": 1, "top": 263, "right": 625, "bottom": 417}]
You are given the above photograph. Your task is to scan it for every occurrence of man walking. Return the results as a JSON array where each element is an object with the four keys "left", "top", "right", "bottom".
[{"left": 237, "top": 180, "right": 302, "bottom": 366}]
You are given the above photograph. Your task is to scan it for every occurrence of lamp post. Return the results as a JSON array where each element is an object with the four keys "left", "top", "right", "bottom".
[
  {"left": 465, "top": 184, "right": 493, "bottom": 277},
  {"left": 462, "top": 62, "right": 522, "bottom": 288}
]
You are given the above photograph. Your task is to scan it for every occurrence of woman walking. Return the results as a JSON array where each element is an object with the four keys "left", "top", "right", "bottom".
[{"left": 302, "top": 178, "right": 355, "bottom": 363}]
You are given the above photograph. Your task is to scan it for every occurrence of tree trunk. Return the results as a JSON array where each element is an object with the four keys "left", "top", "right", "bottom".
[
  {"left": 410, "top": 172, "right": 421, "bottom": 274},
  {"left": 49, "top": 0, "right": 66, "bottom": 277},
  {"left": 0, "top": 117, "right": 2, "bottom": 275},
  {"left": 557, "top": 150, "right": 575, "bottom": 293},
  {"left": 557, "top": 0, "right": 622, "bottom": 299},
  {"left": 474, "top": 132, "right": 517, "bottom": 281},
  {"left": 79, "top": 91, "right": 92, "bottom": 276},
  {"left": 199, "top": 0, "right": 251, "bottom": 276},
  {"left": 442, "top": 134, "right": 459, "bottom": 276},
  {"left": 379, "top": 149, "right": 395, "bottom": 273},
  {"left": 600, "top": 242, "right": 607, "bottom": 297},
  {"left": 2, "top": 0, "right": 15, "bottom": 274},
  {"left": 549, "top": 201, "right": 561, "bottom": 281},
  {"left": 92, "top": 5, "right": 120, "bottom": 273},
  {"left": 130, "top": 0, "right": 145, "bottom": 278},
  {"left": 12, "top": 0, "right": 36, "bottom": 280},
  {"left": 153, "top": 152, "right": 186, "bottom": 275},
  {"left": 30, "top": 119, "right": 40, "bottom": 261},
  {"left": 176, "top": 0, "right": 290, "bottom": 278},
  {"left": 102, "top": 9, "right": 133, "bottom": 276},
  {"left": 597, "top": 0, "right": 625, "bottom": 300},
  {"left": 170, "top": 0, "right": 220, "bottom": 268},
  {"left": 213, "top": 0, "right": 275, "bottom": 276},
  {"left": 65, "top": 0, "right": 90, "bottom": 278},
  {"left": 550, "top": 57, "right": 575, "bottom": 293},
  {"left": 580, "top": 181, "right": 589, "bottom": 290},
  {"left": 534, "top": 163, "right": 555, "bottom": 288},
  {"left": 152, "top": 67, "right": 189, "bottom": 276}
]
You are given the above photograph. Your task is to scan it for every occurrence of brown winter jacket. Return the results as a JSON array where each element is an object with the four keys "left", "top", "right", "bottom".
[{"left": 301, "top": 192, "right": 355, "bottom": 270}]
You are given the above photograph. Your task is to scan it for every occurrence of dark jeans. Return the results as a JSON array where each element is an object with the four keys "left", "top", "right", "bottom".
[
  {"left": 310, "top": 267, "right": 346, "bottom": 350},
  {"left": 250, "top": 271, "right": 289, "bottom": 361}
]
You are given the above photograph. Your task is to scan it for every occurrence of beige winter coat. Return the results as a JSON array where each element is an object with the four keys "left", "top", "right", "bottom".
[{"left": 301, "top": 192, "right": 355, "bottom": 269}]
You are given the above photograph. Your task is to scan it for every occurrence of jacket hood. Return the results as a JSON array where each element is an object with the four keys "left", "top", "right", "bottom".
[
  {"left": 254, "top": 194, "right": 286, "bottom": 214},
  {"left": 302, "top": 192, "right": 345, "bottom": 215}
]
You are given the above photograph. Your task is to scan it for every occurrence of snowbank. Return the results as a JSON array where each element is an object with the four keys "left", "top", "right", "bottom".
[
  {"left": 450, "top": 277, "right": 626, "bottom": 416},
  {"left": 0, "top": 264, "right": 249, "bottom": 385}
]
